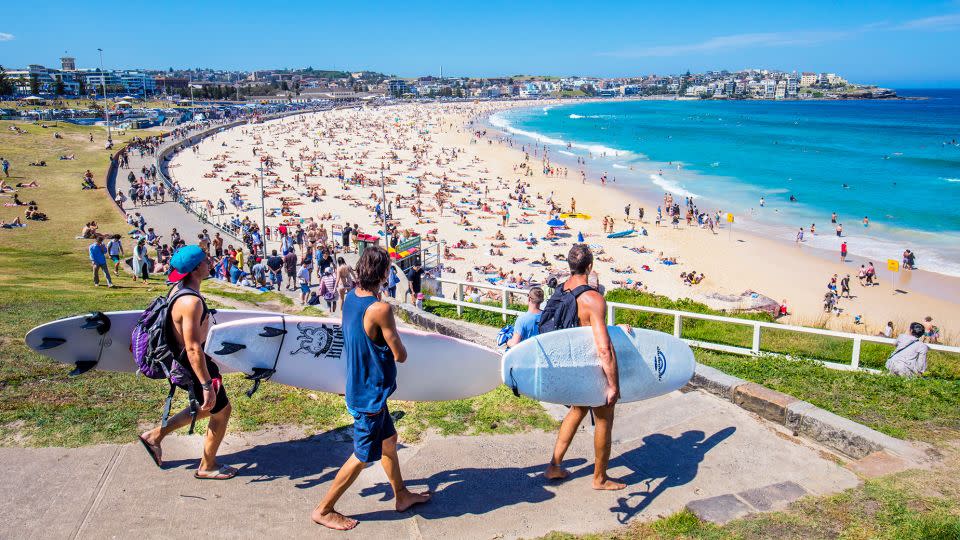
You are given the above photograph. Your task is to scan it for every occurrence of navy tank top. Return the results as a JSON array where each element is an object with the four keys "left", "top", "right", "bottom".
[{"left": 343, "top": 290, "right": 397, "bottom": 413}]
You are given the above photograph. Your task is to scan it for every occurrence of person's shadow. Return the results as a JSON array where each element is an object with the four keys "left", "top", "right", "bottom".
[
  {"left": 350, "top": 458, "right": 587, "bottom": 523},
  {"left": 605, "top": 427, "right": 736, "bottom": 523},
  {"left": 160, "top": 425, "right": 358, "bottom": 489}
]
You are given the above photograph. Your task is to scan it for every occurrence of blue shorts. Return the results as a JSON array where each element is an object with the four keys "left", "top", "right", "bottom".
[
  {"left": 300, "top": 283, "right": 310, "bottom": 294},
  {"left": 348, "top": 406, "right": 396, "bottom": 463}
]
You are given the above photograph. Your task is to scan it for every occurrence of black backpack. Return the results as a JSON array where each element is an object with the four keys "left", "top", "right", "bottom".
[{"left": 538, "top": 284, "right": 594, "bottom": 334}]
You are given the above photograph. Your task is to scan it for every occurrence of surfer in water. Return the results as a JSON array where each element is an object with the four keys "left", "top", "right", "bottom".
[
  {"left": 312, "top": 246, "right": 430, "bottom": 530},
  {"left": 543, "top": 244, "right": 627, "bottom": 491}
]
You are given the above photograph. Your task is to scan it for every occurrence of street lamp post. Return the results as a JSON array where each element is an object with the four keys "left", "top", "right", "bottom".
[
  {"left": 97, "top": 48, "right": 112, "bottom": 144},
  {"left": 259, "top": 158, "right": 267, "bottom": 253},
  {"left": 380, "top": 168, "right": 389, "bottom": 250}
]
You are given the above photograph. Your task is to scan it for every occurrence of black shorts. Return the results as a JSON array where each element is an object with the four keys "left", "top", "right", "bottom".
[{"left": 181, "top": 356, "right": 229, "bottom": 414}]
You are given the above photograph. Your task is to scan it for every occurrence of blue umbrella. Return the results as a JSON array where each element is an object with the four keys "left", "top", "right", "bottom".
[
  {"left": 547, "top": 218, "right": 566, "bottom": 227},
  {"left": 577, "top": 231, "right": 584, "bottom": 242}
]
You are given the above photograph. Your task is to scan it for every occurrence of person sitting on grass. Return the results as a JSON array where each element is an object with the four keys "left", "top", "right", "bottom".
[
  {"left": 885, "top": 322, "right": 928, "bottom": 377},
  {"left": 25, "top": 204, "right": 47, "bottom": 221}
]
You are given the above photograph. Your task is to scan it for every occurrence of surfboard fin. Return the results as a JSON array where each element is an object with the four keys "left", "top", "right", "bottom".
[
  {"left": 36, "top": 337, "right": 67, "bottom": 350},
  {"left": 213, "top": 342, "right": 246, "bottom": 355},
  {"left": 70, "top": 360, "right": 98, "bottom": 376},
  {"left": 244, "top": 367, "right": 277, "bottom": 398},
  {"left": 81, "top": 312, "right": 111, "bottom": 335},
  {"left": 259, "top": 326, "right": 287, "bottom": 338}
]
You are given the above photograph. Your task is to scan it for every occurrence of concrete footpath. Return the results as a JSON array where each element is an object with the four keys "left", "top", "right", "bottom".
[{"left": 0, "top": 388, "right": 861, "bottom": 539}]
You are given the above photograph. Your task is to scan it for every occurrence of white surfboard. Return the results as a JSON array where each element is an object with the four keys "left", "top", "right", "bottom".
[
  {"left": 501, "top": 326, "right": 695, "bottom": 406},
  {"left": 24, "top": 309, "right": 273, "bottom": 375},
  {"left": 205, "top": 315, "right": 501, "bottom": 401}
]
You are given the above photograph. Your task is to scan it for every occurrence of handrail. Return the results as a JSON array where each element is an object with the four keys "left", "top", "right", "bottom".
[{"left": 425, "top": 276, "right": 960, "bottom": 371}]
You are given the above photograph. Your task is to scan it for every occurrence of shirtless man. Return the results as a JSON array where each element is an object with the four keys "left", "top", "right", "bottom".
[
  {"left": 137, "top": 245, "right": 236, "bottom": 480},
  {"left": 543, "top": 244, "right": 626, "bottom": 490}
]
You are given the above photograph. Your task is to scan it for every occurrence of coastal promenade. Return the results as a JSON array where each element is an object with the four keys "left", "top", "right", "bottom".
[{"left": 0, "top": 387, "right": 863, "bottom": 539}]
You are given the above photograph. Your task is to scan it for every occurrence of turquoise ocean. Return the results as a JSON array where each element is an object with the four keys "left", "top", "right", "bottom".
[{"left": 489, "top": 90, "right": 960, "bottom": 277}]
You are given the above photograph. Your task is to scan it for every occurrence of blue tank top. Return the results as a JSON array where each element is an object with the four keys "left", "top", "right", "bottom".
[{"left": 343, "top": 290, "right": 396, "bottom": 413}]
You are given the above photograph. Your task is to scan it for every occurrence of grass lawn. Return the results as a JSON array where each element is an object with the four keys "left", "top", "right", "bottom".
[{"left": 0, "top": 119, "right": 553, "bottom": 447}]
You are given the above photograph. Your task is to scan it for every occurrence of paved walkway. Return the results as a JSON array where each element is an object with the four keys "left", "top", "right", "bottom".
[{"left": 0, "top": 388, "right": 859, "bottom": 539}]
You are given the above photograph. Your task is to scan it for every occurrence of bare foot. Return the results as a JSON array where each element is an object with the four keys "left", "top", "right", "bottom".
[
  {"left": 544, "top": 463, "right": 570, "bottom": 481},
  {"left": 311, "top": 508, "right": 358, "bottom": 531},
  {"left": 593, "top": 477, "right": 627, "bottom": 491},
  {"left": 395, "top": 489, "right": 431, "bottom": 512}
]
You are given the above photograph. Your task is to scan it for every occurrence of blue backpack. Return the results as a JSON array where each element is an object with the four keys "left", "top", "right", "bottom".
[{"left": 497, "top": 325, "right": 514, "bottom": 347}]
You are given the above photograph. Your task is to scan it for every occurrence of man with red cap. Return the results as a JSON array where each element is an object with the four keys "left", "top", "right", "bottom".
[{"left": 137, "top": 245, "right": 237, "bottom": 480}]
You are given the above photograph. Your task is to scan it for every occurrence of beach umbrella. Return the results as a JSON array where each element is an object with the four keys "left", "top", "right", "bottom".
[
  {"left": 577, "top": 231, "right": 584, "bottom": 242},
  {"left": 547, "top": 218, "right": 566, "bottom": 227}
]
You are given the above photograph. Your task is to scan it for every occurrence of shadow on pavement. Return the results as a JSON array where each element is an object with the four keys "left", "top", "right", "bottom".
[
  {"left": 607, "top": 427, "right": 737, "bottom": 523},
  {"left": 160, "top": 426, "right": 362, "bottom": 489},
  {"left": 352, "top": 458, "right": 589, "bottom": 522}
]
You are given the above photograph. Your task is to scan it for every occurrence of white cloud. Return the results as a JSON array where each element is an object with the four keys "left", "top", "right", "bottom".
[
  {"left": 897, "top": 13, "right": 960, "bottom": 30},
  {"left": 599, "top": 31, "right": 851, "bottom": 58},
  {"left": 598, "top": 12, "right": 960, "bottom": 59},
  {"left": 0, "top": 33, "right": 14, "bottom": 42}
]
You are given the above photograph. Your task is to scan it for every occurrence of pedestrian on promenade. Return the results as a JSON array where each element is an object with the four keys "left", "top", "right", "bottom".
[
  {"left": 542, "top": 244, "right": 626, "bottom": 491},
  {"left": 312, "top": 246, "right": 429, "bottom": 530},
  {"left": 266, "top": 249, "right": 284, "bottom": 290},
  {"left": 107, "top": 234, "right": 124, "bottom": 276},
  {"left": 89, "top": 237, "right": 114, "bottom": 287},
  {"left": 138, "top": 245, "right": 237, "bottom": 480}
]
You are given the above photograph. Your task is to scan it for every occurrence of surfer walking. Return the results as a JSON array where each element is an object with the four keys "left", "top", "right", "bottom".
[
  {"left": 138, "top": 245, "right": 237, "bottom": 480},
  {"left": 312, "top": 246, "right": 430, "bottom": 530},
  {"left": 542, "top": 244, "right": 626, "bottom": 491}
]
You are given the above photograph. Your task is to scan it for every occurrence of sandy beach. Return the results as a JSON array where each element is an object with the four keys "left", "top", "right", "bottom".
[{"left": 165, "top": 101, "right": 958, "bottom": 340}]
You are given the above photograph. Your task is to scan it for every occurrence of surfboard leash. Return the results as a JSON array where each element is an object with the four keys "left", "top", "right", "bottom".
[{"left": 246, "top": 315, "right": 286, "bottom": 398}]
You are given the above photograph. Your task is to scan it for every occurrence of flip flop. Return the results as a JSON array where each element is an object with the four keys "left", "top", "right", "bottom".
[
  {"left": 138, "top": 435, "right": 162, "bottom": 468},
  {"left": 194, "top": 465, "right": 238, "bottom": 480}
]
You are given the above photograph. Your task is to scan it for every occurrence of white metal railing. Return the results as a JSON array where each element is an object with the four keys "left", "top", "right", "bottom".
[{"left": 426, "top": 277, "right": 960, "bottom": 373}]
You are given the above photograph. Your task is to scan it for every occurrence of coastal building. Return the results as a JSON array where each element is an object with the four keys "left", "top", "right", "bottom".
[{"left": 800, "top": 72, "right": 817, "bottom": 87}]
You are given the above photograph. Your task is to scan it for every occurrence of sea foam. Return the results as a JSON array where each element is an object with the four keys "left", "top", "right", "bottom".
[
  {"left": 649, "top": 174, "right": 699, "bottom": 198},
  {"left": 490, "top": 112, "right": 631, "bottom": 157}
]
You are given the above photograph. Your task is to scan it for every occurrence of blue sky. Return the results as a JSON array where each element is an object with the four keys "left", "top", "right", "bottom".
[{"left": 2, "top": 1, "right": 959, "bottom": 86}]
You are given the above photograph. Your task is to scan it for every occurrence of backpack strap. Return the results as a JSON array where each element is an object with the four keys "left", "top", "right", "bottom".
[{"left": 568, "top": 284, "right": 595, "bottom": 298}]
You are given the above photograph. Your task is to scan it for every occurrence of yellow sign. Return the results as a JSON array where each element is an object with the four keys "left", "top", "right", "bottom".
[
  {"left": 726, "top": 213, "right": 734, "bottom": 223},
  {"left": 887, "top": 259, "right": 899, "bottom": 272}
]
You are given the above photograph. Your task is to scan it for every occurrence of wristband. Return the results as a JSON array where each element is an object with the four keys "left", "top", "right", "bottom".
[{"left": 200, "top": 380, "right": 213, "bottom": 391}]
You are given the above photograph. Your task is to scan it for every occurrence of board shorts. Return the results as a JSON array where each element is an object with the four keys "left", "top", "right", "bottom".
[
  {"left": 348, "top": 406, "right": 396, "bottom": 463},
  {"left": 300, "top": 283, "right": 310, "bottom": 295},
  {"left": 110, "top": 255, "right": 120, "bottom": 263},
  {"left": 180, "top": 356, "right": 229, "bottom": 415}
]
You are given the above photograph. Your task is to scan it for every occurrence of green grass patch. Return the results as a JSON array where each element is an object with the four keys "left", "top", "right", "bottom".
[
  {"left": 608, "top": 289, "right": 960, "bottom": 380},
  {"left": 422, "top": 298, "right": 526, "bottom": 328},
  {"left": 204, "top": 281, "right": 294, "bottom": 306},
  {"left": 698, "top": 351, "right": 960, "bottom": 442}
]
